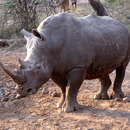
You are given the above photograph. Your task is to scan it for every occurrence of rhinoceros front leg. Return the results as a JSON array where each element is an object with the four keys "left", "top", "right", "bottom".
[
  {"left": 95, "top": 75, "right": 111, "bottom": 100},
  {"left": 51, "top": 75, "right": 67, "bottom": 108},
  {"left": 57, "top": 85, "right": 66, "bottom": 108},
  {"left": 62, "top": 68, "right": 86, "bottom": 112},
  {"left": 110, "top": 66, "right": 126, "bottom": 100}
]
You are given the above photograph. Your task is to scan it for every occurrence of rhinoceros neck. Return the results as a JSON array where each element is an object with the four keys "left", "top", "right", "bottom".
[{"left": 24, "top": 42, "right": 53, "bottom": 69}]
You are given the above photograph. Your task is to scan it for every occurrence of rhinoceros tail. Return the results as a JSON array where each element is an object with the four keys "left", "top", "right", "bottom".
[{"left": 88, "top": 0, "right": 108, "bottom": 16}]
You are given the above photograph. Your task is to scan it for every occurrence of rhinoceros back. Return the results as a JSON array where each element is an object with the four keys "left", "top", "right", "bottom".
[{"left": 36, "top": 13, "right": 130, "bottom": 74}]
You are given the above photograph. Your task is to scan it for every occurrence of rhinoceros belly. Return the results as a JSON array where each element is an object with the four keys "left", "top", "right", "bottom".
[{"left": 85, "top": 63, "right": 120, "bottom": 79}]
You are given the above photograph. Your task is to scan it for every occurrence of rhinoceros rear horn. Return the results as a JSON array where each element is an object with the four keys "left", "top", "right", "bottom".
[
  {"left": 0, "top": 62, "right": 25, "bottom": 84},
  {"left": 21, "top": 29, "right": 32, "bottom": 38},
  {"left": 32, "top": 29, "right": 44, "bottom": 40}
]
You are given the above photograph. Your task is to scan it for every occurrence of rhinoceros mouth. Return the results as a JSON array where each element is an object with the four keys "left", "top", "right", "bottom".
[
  {"left": 15, "top": 91, "right": 35, "bottom": 99},
  {"left": 16, "top": 85, "right": 38, "bottom": 98}
]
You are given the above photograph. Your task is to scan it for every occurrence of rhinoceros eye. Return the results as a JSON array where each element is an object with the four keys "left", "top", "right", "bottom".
[
  {"left": 19, "top": 65, "right": 25, "bottom": 70},
  {"left": 36, "top": 66, "right": 41, "bottom": 69},
  {"left": 36, "top": 64, "right": 41, "bottom": 69}
]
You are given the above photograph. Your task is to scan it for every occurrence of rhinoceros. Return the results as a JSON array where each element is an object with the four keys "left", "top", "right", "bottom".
[{"left": 0, "top": 13, "right": 130, "bottom": 112}]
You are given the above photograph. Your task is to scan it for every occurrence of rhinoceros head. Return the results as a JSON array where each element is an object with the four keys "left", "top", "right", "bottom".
[{"left": 0, "top": 29, "right": 51, "bottom": 97}]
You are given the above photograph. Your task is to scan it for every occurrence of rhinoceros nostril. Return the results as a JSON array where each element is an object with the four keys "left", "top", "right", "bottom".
[{"left": 27, "top": 88, "right": 33, "bottom": 94}]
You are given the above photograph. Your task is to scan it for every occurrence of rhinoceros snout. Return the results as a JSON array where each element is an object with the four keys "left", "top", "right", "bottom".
[
  {"left": 26, "top": 88, "right": 34, "bottom": 94},
  {"left": 17, "top": 87, "right": 37, "bottom": 97}
]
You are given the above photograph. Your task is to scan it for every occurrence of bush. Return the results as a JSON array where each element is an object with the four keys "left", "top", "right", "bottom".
[{"left": 0, "top": 0, "right": 56, "bottom": 39}]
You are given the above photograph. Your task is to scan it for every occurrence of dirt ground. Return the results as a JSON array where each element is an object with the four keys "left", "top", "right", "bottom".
[
  {"left": 0, "top": 43, "right": 130, "bottom": 130},
  {"left": 0, "top": 1, "right": 130, "bottom": 130}
]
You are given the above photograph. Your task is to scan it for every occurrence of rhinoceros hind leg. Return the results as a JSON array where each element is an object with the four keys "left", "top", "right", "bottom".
[
  {"left": 110, "top": 65, "right": 126, "bottom": 101},
  {"left": 95, "top": 92, "right": 110, "bottom": 100},
  {"left": 95, "top": 75, "right": 111, "bottom": 100},
  {"left": 62, "top": 68, "right": 86, "bottom": 112},
  {"left": 110, "top": 91, "right": 124, "bottom": 101},
  {"left": 57, "top": 90, "right": 66, "bottom": 108}
]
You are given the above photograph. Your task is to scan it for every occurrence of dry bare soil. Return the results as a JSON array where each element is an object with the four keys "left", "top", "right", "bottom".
[
  {"left": 0, "top": 42, "right": 130, "bottom": 130},
  {"left": 0, "top": 1, "right": 130, "bottom": 130}
]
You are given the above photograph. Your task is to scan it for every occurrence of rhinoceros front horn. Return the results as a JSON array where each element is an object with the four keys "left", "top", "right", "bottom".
[{"left": 0, "top": 62, "right": 25, "bottom": 84}]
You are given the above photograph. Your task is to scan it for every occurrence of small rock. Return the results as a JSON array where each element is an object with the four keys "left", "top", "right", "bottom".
[
  {"left": 123, "top": 97, "right": 130, "bottom": 102},
  {"left": 1, "top": 97, "right": 9, "bottom": 102},
  {"left": 49, "top": 91, "right": 53, "bottom": 95},
  {"left": 15, "top": 94, "right": 24, "bottom": 99},
  {"left": 5, "top": 91, "right": 10, "bottom": 96},
  {"left": 0, "top": 89, "right": 5, "bottom": 96},
  {"left": 15, "top": 94, "right": 21, "bottom": 99},
  {"left": 42, "top": 87, "right": 49, "bottom": 94},
  {"left": 49, "top": 91, "right": 61, "bottom": 97}
]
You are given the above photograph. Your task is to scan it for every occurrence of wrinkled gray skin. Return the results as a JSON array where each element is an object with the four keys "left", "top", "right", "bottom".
[{"left": 1, "top": 13, "right": 130, "bottom": 112}]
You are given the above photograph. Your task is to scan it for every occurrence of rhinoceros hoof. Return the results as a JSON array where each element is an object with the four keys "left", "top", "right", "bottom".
[
  {"left": 62, "top": 102, "right": 80, "bottom": 113},
  {"left": 57, "top": 100, "right": 64, "bottom": 108},
  {"left": 57, "top": 102, "right": 63, "bottom": 108},
  {"left": 94, "top": 93, "right": 109, "bottom": 100},
  {"left": 110, "top": 91, "right": 124, "bottom": 101}
]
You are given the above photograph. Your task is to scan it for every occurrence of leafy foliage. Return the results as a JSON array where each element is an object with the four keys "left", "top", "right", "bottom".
[{"left": 0, "top": 0, "right": 56, "bottom": 38}]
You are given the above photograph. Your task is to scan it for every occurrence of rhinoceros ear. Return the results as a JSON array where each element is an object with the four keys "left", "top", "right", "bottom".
[
  {"left": 20, "top": 29, "right": 32, "bottom": 37},
  {"left": 20, "top": 29, "right": 33, "bottom": 40},
  {"left": 32, "top": 29, "right": 44, "bottom": 40}
]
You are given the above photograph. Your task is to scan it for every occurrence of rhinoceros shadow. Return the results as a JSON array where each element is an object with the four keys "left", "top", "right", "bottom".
[{"left": 73, "top": 104, "right": 130, "bottom": 121}]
